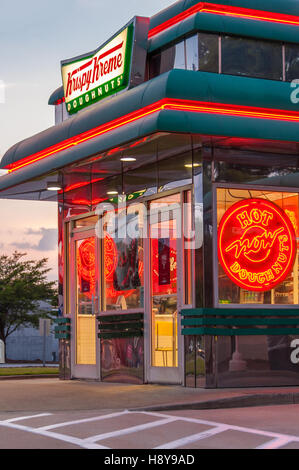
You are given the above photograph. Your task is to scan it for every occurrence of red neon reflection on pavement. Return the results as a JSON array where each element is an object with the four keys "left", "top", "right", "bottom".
[
  {"left": 6, "top": 99, "right": 299, "bottom": 173},
  {"left": 218, "top": 198, "right": 297, "bottom": 292},
  {"left": 148, "top": 2, "right": 299, "bottom": 38}
]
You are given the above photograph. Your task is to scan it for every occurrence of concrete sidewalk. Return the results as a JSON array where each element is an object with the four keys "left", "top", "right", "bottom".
[
  {"left": 0, "top": 378, "right": 299, "bottom": 413},
  {"left": 0, "top": 363, "right": 58, "bottom": 368}
]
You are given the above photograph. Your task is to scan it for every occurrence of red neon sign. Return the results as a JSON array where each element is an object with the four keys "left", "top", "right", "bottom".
[{"left": 218, "top": 198, "right": 296, "bottom": 292}]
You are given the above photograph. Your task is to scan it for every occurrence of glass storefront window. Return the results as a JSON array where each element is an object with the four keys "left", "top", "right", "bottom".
[
  {"left": 149, "top": 41, "right": 185, "bottom": 79},
  {"left": 217, "top": 188, "right": 299, "bottom": 305},
  {"left": 150, "top": 194, "right": 180, "bottom": 367},
  {"left": 75, "top": 236, "right": 97, "bottom": 364},
  {"left": 102, "top": 205, "right": 144, "bottom": 311},
  {"left": 198, "top": 32, "right": 219, "bottom": 73},
  {"left": 285, "top": 44, "right": 299, "bottom": 82},
  {"left": 173, "top": 41, "right": 185, "bottom": 69},
  {"left": 222, "top": 36, "right": 283, "bottom": 80},
  {"left": 186, "top": 35, "right": 198, "bottom": 71},
  {"left": 184, "top": 190, "right": 193, "bottom": 305},
  {"left": 148, "top": 34, "right": 298, "bottom": 83}
]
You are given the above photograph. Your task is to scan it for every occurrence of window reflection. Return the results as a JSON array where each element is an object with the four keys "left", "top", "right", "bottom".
[
  {"left": 150, "top": 194, "right": 180, "bottom": 367},
  {"left": 102, "top": 206, "right": 144, "bottom": 311},
  {"left": 198, "top": 33, "right": 218, "bottom": 73},
  {"left": 285, "top": 44, "right": 299, "bottom": 82},
  {"left": 149, "top": 41, "right": 185, "bottom": 79},
  {"left": 222, "top": 35, "right": 283, "bottom": 80},
  {"left": 186, "top": 35, "right": 198, "bottom": 71}
]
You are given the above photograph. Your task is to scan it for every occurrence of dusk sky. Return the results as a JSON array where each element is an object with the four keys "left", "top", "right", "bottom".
[{"left": 0, "top": 0, "right": 174, "bottom": 280}]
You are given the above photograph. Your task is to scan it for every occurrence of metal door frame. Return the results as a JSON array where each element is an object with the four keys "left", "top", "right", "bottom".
[
  {"left": 144, "top": 191, "right": 186, "bottom": 384},
  {"left": 70, "top": 227, "right": 101, "bottom": 379}
]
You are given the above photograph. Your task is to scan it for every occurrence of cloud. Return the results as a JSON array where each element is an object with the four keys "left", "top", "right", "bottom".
[{"left": 12, "top": 228, "right": 57, "bottom": 252}]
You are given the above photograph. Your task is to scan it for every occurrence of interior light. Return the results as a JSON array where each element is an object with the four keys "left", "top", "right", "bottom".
[
  {"left": 120, "top": 157, "right": 137, "bottom": 162},
  {"left": 184, "top": 163, "right": 201, "bottom": 168},
  {"left": 47, "top": 181, "right": 62, "bottom": 191},
  {"left": 107, "top": 190, "right": 118, "bottom": 195}
]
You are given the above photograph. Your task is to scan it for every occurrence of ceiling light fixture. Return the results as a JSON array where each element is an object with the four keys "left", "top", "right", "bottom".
[
  {"left": 107, "top": 190, "right": 118, "bottom": 195},
  {"left": 184, "top": 163, "right": 201, "bottom": 168},
  {"left": 47, "top": 182, "right": 62, "bottom": 191},
  {"left": 120, "top": 157, "right": 137, "bottom": 162}
]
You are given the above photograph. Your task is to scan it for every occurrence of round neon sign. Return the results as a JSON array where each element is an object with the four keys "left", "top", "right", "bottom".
[{"left": 218, "top": 198, "right": 296, "bottom": 292}]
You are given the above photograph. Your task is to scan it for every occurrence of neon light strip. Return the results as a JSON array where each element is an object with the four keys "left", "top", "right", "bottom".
[
  {"left": 148, "top": 2, "right": 299, "bottom": 38},
  {"left": 6, "top": 98, "right": 299, "bottom": 172}
]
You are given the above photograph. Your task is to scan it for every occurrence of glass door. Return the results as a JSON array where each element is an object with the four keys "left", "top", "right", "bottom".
[
  {"left": 146, "top": 193, "right": 183, "bottom": 384},
  {"left": 71, "top": 229, "right": 100, "bottom": 379}
]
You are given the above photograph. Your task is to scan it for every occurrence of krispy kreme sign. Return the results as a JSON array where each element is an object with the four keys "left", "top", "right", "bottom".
[
  {"left": 61, "top": 24, "right": 133, "bottom": 114},
  {"left": 218, "top": 198, "right": 296, "bottom": 292}
]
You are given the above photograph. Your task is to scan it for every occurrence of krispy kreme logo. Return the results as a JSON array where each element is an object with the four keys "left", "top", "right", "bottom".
[
  {"left": 61, "top": 26, "right": 132, "bottom": 114},
  {"left": 218, "top": 198, "right": 296, "bottom": 292}
]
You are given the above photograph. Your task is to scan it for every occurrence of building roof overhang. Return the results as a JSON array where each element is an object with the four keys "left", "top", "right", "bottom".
[{"left": 0, "top": 69, "right": 299, "bottom": 199}]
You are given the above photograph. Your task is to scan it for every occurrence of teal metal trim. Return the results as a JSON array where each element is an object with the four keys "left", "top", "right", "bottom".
[
  {"left": 54, "top": 317, "right": 71, "bottom": 340},
  {"left": 3, "top": 69, "right": 298, "bottom": 168},
  {"left": 48, "top": 87, "right": 64, "bottom": 106},
  {"left": 55, "top": 333, "right": 71, "bottom": 339},
  {"left": 182, "top": 318, "right": 299, "bottom": 326},
  {"left": 1, "top": 69, "right": 298, "bottom": 196},
  {"left": 98, "top": 330, "right": 143, "bottom": 339},
  {"left": 54, "top": 317, "right": 71, "bottom": 324},
  {"left": 97, "top": 313, "right": 143, "bottom": 323},
  {"left": 54, "top": 325, "right": 71, "bottom": 332},
  {"left": 181, "top": 307, "right": 299, "bottom": 335},
  {"left": 181, "top": 308, "right": 299, "bottom": 316},
  {"left": 149, "top": 12, "right": 299, "bottom": 53},
  {"left": 99, "top": 322, "right": 143, "bottom": 331},
  {"left": 149, "top": 0, "right": 299, "bottom": 31},
  {"left": 181, "top": 327, "right": 299, "bottom": 336}
]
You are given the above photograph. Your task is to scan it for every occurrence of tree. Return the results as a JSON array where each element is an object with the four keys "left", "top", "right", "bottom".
[{"left": 0, "top": 251, "right": 57, "bottom": 361}]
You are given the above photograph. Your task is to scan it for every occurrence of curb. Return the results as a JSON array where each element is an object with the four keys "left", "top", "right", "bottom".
[
  {"left": 130, "top": 392, "right": 299, "bottom": 412},
  {"left": 0, "top": 374, "right": 59, "bottom": 381}
]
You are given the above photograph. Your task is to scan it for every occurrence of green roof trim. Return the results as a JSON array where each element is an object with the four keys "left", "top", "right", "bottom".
[
  {"left": 149, "top": 11, "right": 299, "bottom": 53},
  {"left": 0, "top": 70, "right": 298, "bottom": 195},
  {"left": 149, "top": 0, "right": 299, "bottom": 31},
  {"left": 48, "top": 87, "right": 64, "bottom": 106}
]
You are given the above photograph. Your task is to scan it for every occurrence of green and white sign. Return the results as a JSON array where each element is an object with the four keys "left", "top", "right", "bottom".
[{"left": 61, "top": 24, "right": 134, "bottom": 114}]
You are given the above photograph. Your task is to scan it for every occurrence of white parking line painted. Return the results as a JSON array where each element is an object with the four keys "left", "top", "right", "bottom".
[
  {"left": 1, "top": 413, "right": 52, "bottom": 423},
  {"left": 38, "top": 410, "right": 129, "bottom": 431},
  {"left": 154, "top": 425, "right": 228, "bottom": 449},
  {"left": 256, "top": 437, "right": 293, "bottom": 450},
  {"left": 0, "top": 421, "right": 109, "bottom": 449},
  {"left": 85, "top": 417, "right": 177, "bottom": 443},
  {"left": 137, "top": 411, "right": 299, "bottom": 446},
  {"left": 1, "top": 409, "right": 299, "bottom": 450}
]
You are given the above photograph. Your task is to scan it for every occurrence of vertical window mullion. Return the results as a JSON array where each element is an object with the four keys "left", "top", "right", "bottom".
[
  {"left": 282, "top": 43, "right": 286, "bottom": 82},
  {"left": 218, "top": 35, "right": 222, "bottom": 74}
]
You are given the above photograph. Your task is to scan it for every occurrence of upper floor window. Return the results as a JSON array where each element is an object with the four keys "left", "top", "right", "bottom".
[
  {"left": 221, "top": 35, "right": 283, "bottom": 81},
  {"left": 285, "top": 43, "right": 299, "bottom": 82},
  {"left": 148, "top": 32, "right": 299, "bottom": 84},
  {"left": 149, "top": 32, "right": 218, "bottom": 79},
  {"left": 149, "top": 41, "right": 185, "bottom": 79}
]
